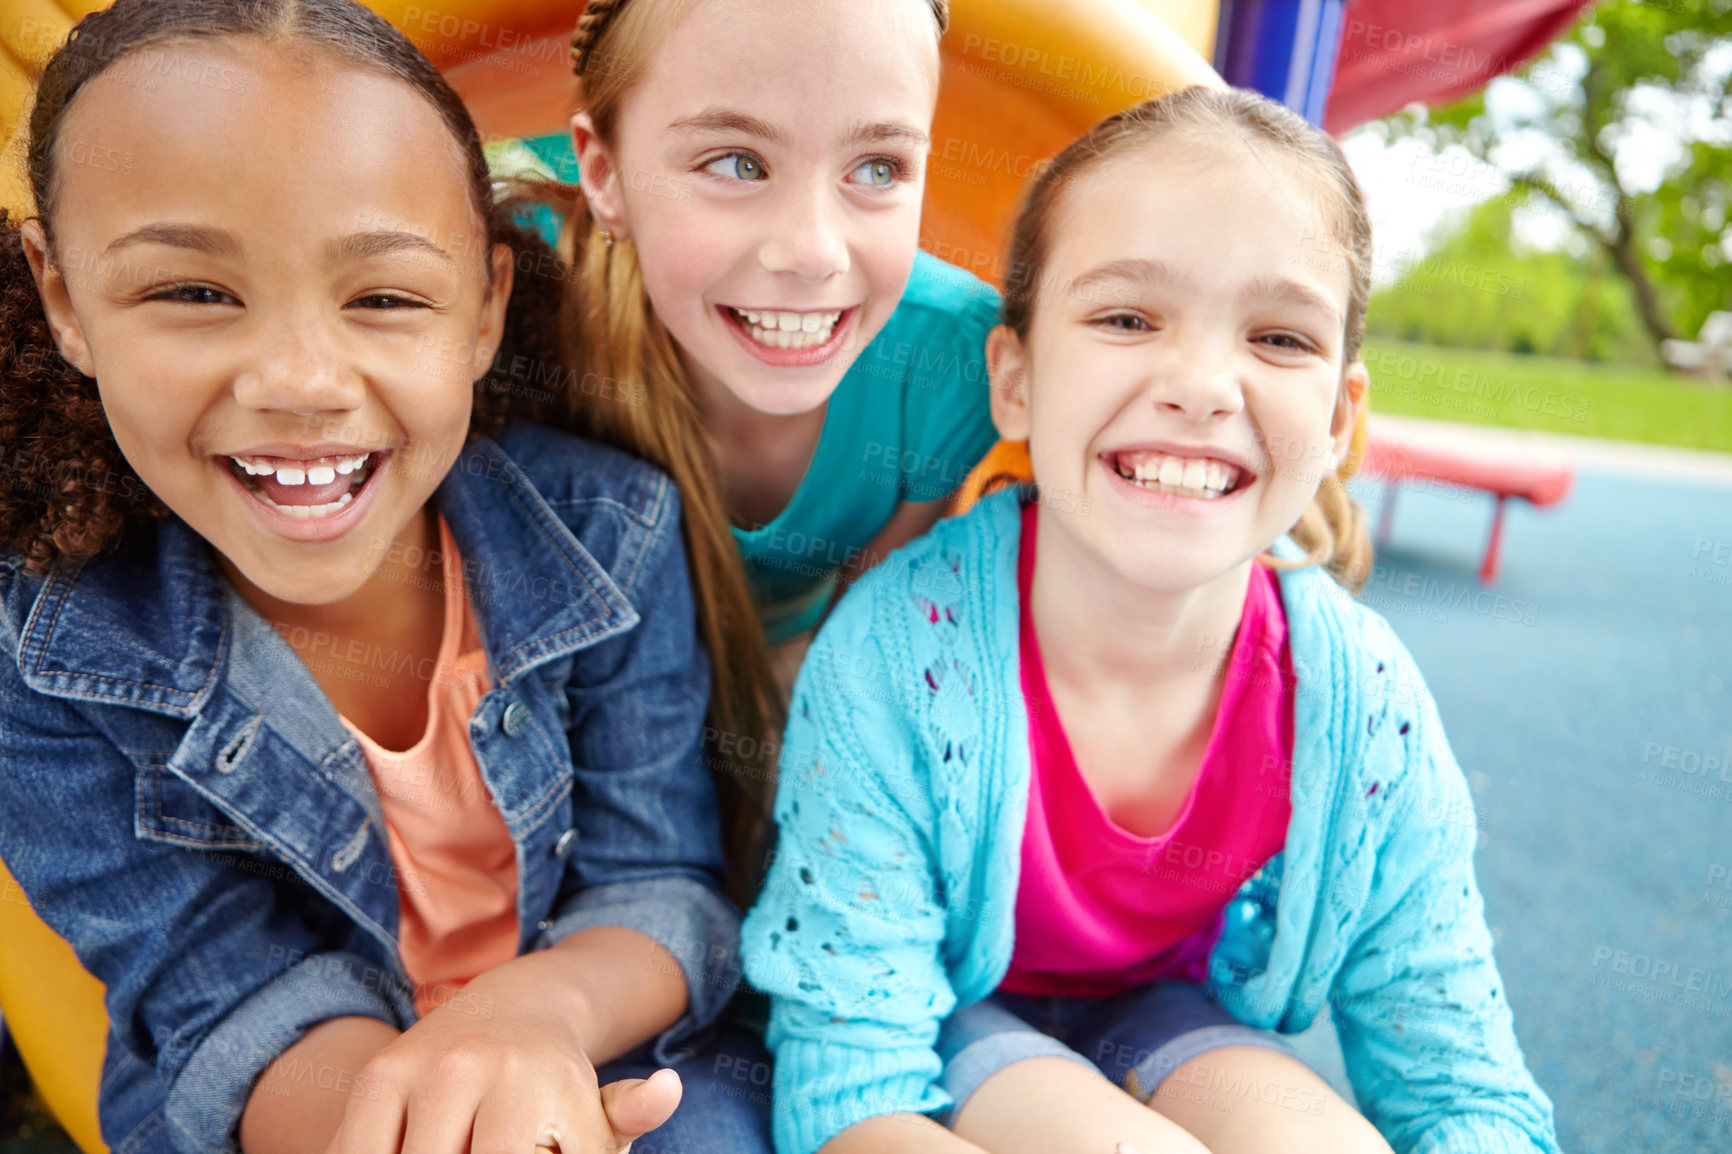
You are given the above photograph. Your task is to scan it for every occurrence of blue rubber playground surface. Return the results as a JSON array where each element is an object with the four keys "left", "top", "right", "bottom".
[{"left": 1346, "top": 452, "right": 1732, "bottom": 1154}]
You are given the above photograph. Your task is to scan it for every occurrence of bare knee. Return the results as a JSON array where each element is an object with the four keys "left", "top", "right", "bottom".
[
  {"left": 957, "top": 1056, "right": 1213, "bottom": 1154},
  {"left": 1147, "top": 1047, "right": 1391, "bottom": 1154}
]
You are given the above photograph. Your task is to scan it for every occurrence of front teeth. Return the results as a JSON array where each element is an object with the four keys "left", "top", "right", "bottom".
[
  {"left": 231, "top": 452, "right": 370, "bottom": 486},
  {"left": 1123, "top": 453, "right": 1238, "bottom": 499},
  {"left": 732, "top": 308, "right": 844, "bottom": 350}
]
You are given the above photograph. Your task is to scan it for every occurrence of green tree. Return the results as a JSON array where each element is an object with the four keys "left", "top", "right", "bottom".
[
  {"left": 1368, "top": 197, "right": 1653, "bottom": 361},
  {"left": 1387, "top": 0, "right": 1732, "bottom": 352}
]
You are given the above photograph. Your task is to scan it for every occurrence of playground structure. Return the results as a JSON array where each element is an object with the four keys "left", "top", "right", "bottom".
[
  {"left": 1660, "top": 311, "right": 1732, "bottom": 382},
  {"left": 1360, "top": 416, "right": 1576, "bottom": 585},
  {"left": 0, "top": 1, "right": 1594, "bottom": 1149}
]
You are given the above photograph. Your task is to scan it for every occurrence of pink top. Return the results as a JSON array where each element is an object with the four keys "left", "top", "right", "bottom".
[
  {"left": 340, "top": 516, "right": 520, "bottom": 1018},
  {"left": 1000, "top": 500, "right": 1294, "bottom": 998}
]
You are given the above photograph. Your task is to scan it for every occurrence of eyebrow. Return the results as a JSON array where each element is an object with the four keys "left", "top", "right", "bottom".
[
  {"left": 1068, "top": 258, "right": 1343, "bottom": 325},
  {"left": 843, "top": 121, "right": 931, "bottom": 149},
  {"left": 104, "top": 223, "right": 239, "bottom": 258},
  {"left": 101, "top": 225, "right": 457, "bottom": 268},
  {"left": 1068, "top": 258, "right": 1198, "bottom": 299},
  {"left": 1238, "top": 273, "right": 1343, "bottom": 326},
  {"left": 667, "top": 108, "right": 786, "bottom": 143},
  {"left": 328, "top": 230, "right": 457, "bottom": 267},
  {"left": 666, "top": 107, "right": 930, "bottom": 150}
]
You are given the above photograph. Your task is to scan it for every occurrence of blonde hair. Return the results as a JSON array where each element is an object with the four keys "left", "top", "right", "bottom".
[
  {"left": 527, "top": 0, "right": 949, "bottom": 897},
  {"left": 1000, "top": 86, "right": 1374, "bottom": 591}
]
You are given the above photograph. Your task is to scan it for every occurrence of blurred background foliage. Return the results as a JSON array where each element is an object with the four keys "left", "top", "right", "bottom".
[{"left": 1369, "top": 0, "right": 1732, "bottom": 365}]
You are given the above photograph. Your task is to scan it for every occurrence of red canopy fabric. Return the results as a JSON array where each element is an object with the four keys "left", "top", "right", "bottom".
[{"left": 1324, "top": 0, "right": 1594, "bottom": 133}]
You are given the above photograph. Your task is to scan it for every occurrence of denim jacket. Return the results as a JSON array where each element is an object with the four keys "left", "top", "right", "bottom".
[{"left": 0, "top": 423, "right": 740, "bottom": 1154}]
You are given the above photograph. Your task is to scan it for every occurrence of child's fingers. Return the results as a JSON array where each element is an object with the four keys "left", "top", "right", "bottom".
[
  {"left": 320, "top": 1078, "right": 407, "bottom": 1154},
  {"left": 396, "top": 1080, "right": 487, "bottom": 1154},
  {"left": 467, "top": 1091, "right": 552, "bottom": 1154},
  {"left": 597, "top": 1068, "right": 683, "bottom": 1145},
  {"left": 1116, "top": 1146, "right": 1144, "bottom": 1154}
]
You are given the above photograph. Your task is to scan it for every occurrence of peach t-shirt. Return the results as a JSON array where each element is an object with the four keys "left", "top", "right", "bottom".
[{"left": 340, "top": 516, "right": 520, "bottom": 1017}]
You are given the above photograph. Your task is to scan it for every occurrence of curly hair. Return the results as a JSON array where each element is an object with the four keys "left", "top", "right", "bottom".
[{"left": 0, "top": 0, "right": 569, "bottom": 576}]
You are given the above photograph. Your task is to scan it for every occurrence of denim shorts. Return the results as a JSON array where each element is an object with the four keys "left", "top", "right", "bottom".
[{"left": 933, "top": 981, "right": 1305, "bottom": 1127}]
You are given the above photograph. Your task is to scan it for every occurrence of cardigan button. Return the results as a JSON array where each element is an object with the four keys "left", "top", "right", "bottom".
[
  {"left": 501, "top": 701, "right": 530, "bottom": 737},
  {"left": 552, "top": 827, "right": 579, "bottom": 859}
]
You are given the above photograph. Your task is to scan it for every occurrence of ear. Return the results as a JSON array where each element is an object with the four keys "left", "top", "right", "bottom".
[
  {"left": 19, "top": 219, "right": 96, "bottom": 377},
  {"left": 570, "top": 110, "right": 629, "bottom": 239},
  {"left": 471, "top": 243, "right": 516, "bottom": 380},
  {"left": 1330, "top": 359, "right": 1368, "bottom": 471},
  {"left": 986, "top": 324, "right": 1031, "bottom": 442}
]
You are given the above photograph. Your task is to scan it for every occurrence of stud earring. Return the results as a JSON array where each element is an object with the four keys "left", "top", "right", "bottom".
[{"left": 599, "top": 227, "right": 615, "bottom": 246}]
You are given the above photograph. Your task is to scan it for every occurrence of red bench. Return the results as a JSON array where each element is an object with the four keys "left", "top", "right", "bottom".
[{"left": 1358, "top": 416, "right": 1575, "bottom": 584}]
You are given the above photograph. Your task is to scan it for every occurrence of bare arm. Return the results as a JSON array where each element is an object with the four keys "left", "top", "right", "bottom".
[{"left": 239, "top": 926, "right": 685, "bottom": 1154}]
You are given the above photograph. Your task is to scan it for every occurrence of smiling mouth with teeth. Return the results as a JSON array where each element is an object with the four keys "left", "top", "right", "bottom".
[
  {"left": 726, "top": 306, "right": 846, "bottom": 350},
  {"left": 227, "top": 451, "right": 380, "bottom": 520},
  {"left": 1109, "top": 450, "right": 1245, "bottom": 500}
]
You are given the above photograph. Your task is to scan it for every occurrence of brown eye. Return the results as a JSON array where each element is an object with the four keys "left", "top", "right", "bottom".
[
  {"left": 350, "top": 295, "right": 426, "bottom": 310},
  {"left": 150, "top": 284, "right": 237, "bottom": 306},
  {"left": 1095, "top": 313, "right": 1149, "bottom": 332}
]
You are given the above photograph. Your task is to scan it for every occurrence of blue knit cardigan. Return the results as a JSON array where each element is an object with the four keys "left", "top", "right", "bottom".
[{"left": 741, "top": 488, "right": 1560, "bottom": 1154}]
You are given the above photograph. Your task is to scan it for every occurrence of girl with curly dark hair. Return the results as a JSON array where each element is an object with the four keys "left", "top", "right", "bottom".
[{"left": 0, "top": 3, "right": 770, "bottom": 1153}]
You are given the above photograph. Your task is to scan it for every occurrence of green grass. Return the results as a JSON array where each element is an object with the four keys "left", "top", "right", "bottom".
[{"left": 1360, "top": 341, "right": 1732, "bottom": 455}]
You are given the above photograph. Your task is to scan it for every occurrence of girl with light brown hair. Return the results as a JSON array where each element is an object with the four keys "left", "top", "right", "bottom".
[{"left": 743, "top": 86, "right": 1558, "bottom": 1154}]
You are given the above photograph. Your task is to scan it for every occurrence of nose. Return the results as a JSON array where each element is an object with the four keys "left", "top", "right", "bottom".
[
  {"left": 1146, "top": 328, "right": 1244, "bottom": 423},
  {"left": 757, "top": 179, "right": 850, "bottom": 283},
  {"left": 231, "top": 309, "right": 365, "bottom": 416}
]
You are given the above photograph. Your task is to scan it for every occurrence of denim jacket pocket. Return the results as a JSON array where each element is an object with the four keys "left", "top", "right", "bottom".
[{"left": 135, "top": 765, "right": 266, "bottom": 852}]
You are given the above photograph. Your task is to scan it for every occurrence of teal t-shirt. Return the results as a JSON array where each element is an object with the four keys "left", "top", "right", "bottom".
[
  {"left": 505, "top": 135, "right": 1001, "bottom": 644},
  {"left": 734, "top": 249, "right": 1001, "bottom": 643}
]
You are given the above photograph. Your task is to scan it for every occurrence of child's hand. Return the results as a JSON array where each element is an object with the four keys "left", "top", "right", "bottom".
[{"left": 322, "top": 968, "right": 681, "bottom": 1154}]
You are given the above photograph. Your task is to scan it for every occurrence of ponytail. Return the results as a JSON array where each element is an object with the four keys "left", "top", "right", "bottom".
[
  {"left": 514, "top": 177, "right": 783, "bottom": 903},
  {"left": 1263, "top": 399, "right": 1373, "bottom": 592},
  {"left": 1269, "top": 474, "right": 1373, "bottom": 592}
]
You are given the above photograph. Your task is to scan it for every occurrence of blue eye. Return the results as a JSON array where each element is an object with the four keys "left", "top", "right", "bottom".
[
  {"left": 704, "top": 153, "right": 767, "bottom": 182},
  {"left": 850, "top": 158, "right": 901, "bottom": 188}
]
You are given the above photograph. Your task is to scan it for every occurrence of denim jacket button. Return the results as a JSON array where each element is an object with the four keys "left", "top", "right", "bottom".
[
  {"left": 552, "top": 827, "right": 579, "bottom": 859},
  {"left": 501, "top": 701, "right": 530, "bottom": 738}
]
